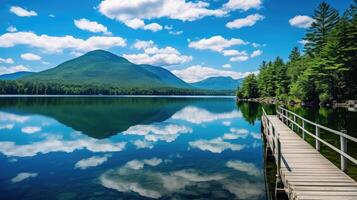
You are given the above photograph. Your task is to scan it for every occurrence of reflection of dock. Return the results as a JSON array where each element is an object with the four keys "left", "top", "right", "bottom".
[{"left": 262, "top": 107, "right": 357, "bottom": 200}]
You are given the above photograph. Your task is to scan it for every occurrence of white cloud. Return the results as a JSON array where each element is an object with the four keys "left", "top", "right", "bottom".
[
  {"left": 0, "top": 112, "right": 29, "bottom": 123},
  {"left": 222, "top": 133, "right": 239, "bottom": 140},
  {"left": 226, "top": 14, "right": 264, "bottom": 29},
  {"left": 222, "top": 180, "right": 265, "bottom": 199},
  {"left": 222, "top": 121, "right": 232, "bottom": 126},
  {"left": 10, "top": 6, "right": 37, "bottom": 17},
  {"left": 223, "top": 128, "right": 249, "bottom": 140},
  {"left": 298, "top": 40, "right": 309, "bottom": 45},
  {"left": 11, "top": 172, "right": 38, "bottom": 183},
  {"left": 222, "top": 64, "right": 231, "bottom": 69},
  {"left": 100, "top": 167, "right": 225, "bottom": 199},
  {"left": 21, "top": 126, "right": 42, "bottom": 134},
  {"left": 251, "top": 42, "right": 265, "bottom": 48},
  {"left": 226, "top": 160, "right": 261, "bottom": 176},
  {"left": 0, "top": 58, "right": 14, "bottom": 64},
  {"left": 133, "top": 139, "right": 154, "bottom": 149},
  {"left": 74, "top": 18, "right": 112, "bottom": 35},
  {"left": 189, "top": 137, "right": 245, "bottom": 153},
  {"left": 172, "top": 106, "right": 241, "bottom": 124},
  {"left": 48, "top": 14, "right": 55, "bottom": 18},
  {"left": 75, "top": 155, "right": 111, "bottom": 169},
  {"left": 0, "top": 124, "right": 14, "bottom": 130},
  {"left": 289, "top": 15, "right": 314, "bottom": 28},
  {"left": 222, "top": 50, "right": 247, "bottom": 57},
  {"left": 189, "top": 35, "right": 248, "bottom": 52},
  {"left": 169, "top": 30, "right": 183, "bottom": 35},
  {"left": 230, "top": 55, "right": 249, "bottom": 62},
  {"left": 21, "top": 53, "right": 42, "bottom": 61},
  {"left": 171, "top": 65, "right": 255, "bottom": 83},
  {"left": 124, "top": 123, "right": 192, "bottom": 143},
  {"left": 0, "top": 137, "right": 126, "bottom": 157},
  {"left": 98, "top": 0, "right": 226, "bottom": 31},
  {"left": 0, "top": 32, "right": 126, "bottom": 53},
  {"left": 123, "top": 40, "right": 191, "bottom": 66},
  {"left": 250, "top": 49, "right": 263, "bottom": 58},
  {"left": 6, "top": 26, "right": 17, "bottom": 33},
  {"left": 143, "top": 158, "right": 162, "bottom": 166},
  {"left": 223, "top": 0, "right": 262, "bottom": 11},
  {"left": 133, "top": 40, "right": 155, "bottom": 50},
  {"left": 143, "top": 23, "right": 163, "bottom": 32},
  {"left": 124, "top": 157, "right": 163, "bottom": 170},
  {"left": 164, "top": 25, "right": 173, "bottom": 30},
  {"left": 125, "top": 159, "right": 145, "bottom": 170},
  {"left": 0, "top": 65, "right": 30, "bottom": 75}
]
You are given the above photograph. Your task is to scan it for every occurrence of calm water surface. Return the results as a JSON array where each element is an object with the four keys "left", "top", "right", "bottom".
[{"left": 0, "top": 97, "right": 267, "bottom": 200}]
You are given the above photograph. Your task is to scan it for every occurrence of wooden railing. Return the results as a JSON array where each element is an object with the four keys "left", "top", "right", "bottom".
[
  {"left": 276, "top": 106, "right": 357, "bottom": 172},
  {"left": 262, "top": 108, "right": 282, "bottom": 176}
]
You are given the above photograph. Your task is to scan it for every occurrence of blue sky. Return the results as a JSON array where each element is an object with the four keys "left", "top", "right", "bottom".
[{"left": 0, "top": 0, "right": 352, "bottom": 82}]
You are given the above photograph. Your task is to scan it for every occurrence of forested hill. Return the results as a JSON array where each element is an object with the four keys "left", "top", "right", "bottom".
[
  {"left": 21, "top": 50, "right": 193, "bottom": 89},
  {"left": 237, "top": 1, "right": 357, "bottom": 105},
  {"left": 191, "top": 76, "right": 243, "bottom": 91}
]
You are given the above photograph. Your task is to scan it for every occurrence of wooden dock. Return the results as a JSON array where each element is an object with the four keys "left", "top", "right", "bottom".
[{"left": 262, "top": 107, "right": 357, "bottom": 200}]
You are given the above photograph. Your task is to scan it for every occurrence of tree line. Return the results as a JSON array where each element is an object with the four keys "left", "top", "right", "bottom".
[
  {"left": 0, "top": 80, "right": 232, "bottom": 96},
  {"left": 237, "top": 1, "right": 357, "bottom": 105}
]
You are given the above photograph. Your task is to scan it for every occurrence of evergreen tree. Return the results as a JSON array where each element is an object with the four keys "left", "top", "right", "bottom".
[
  {"left": 274, "top": 57, "right": 290, "bottom": 98},
  {"left": 305, "top": 2, "right": 339, "bottom": 55},
  {"left": 237, "top": 74, "right": 259, "bottom": 98},
  {"left": 288, "top": 47, "right": 301, "bottom": 62}
]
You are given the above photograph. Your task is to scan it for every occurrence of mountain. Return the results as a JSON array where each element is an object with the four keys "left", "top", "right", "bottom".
[
  {"left": 0, "top": 71, "right": 34, "bottom": 80},
  {"left": 22, "top": 50, "right": 193, "bottom": 89},
  {"left": 140, "top": 64, "right": 191, "bottom": 88},
  {"left": 191, "top": 76, "right": 243, "bottom": 91}
]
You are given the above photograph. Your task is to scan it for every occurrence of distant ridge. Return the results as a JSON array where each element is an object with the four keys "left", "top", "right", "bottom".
[
  {"left": 191, "top": 76, "right": 243, "bottom": 90},
  {"left": 0, "top": 71, "right": 34, "bottom": 80},
  {"left": 22, "top": 50, "right": 193, "bottom": 89}
]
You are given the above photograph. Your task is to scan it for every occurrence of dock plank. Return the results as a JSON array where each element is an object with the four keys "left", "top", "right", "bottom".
[{"left": 262, "top": 115, "right": 357, "bottom": 200}]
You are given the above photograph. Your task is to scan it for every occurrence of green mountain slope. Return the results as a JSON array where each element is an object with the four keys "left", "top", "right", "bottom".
[
  {"left": 191, "top": 76, "right": 243, "bottom": 90},
  {"left": 141, "top": 64, "right": 192, "bottom": 88},
  {"left": 22, "top": 50, "right": 192, "bottom": 89}
]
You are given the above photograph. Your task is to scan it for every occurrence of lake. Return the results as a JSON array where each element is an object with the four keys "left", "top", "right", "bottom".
[
  {"left": 0, "top": 97, "right": 267, "bottom": 200},
  {"left": 1, "top": 97, "right": 355, "bottom": 200}
]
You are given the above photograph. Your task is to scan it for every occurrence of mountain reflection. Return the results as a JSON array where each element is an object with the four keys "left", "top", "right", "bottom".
[{"left": 0, "top": 97, "right": 237, "bottom": 139}]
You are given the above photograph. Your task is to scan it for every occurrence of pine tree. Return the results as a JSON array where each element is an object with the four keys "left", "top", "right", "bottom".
[
  {"left": 305, "top": 2, "right": 339, "bottom": 55},
  {"left": 274, "top": 57, "right": 290, "bottom": 98},
  {"left": 288, "top": 47, "right": 301, "bottom": 62}
]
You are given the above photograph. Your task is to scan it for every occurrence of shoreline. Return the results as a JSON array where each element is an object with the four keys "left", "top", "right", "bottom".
[
  {"left": 237, "top": 98, "right": 357, "bottom": 110},
  {"left": 0, "top": 94, "right": 236, "bottom": 98}
]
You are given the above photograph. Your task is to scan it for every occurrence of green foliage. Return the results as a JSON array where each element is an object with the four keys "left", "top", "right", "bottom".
[
  {"left": 0, "top": 80, "right": 230, "bottom": 96},
  {"left": 238, "top": 1, "right": 357, "bottom": 104},
  {"left": 305, "top": 2, "right": 340, "bottom": 56},
  {"left": 237, "top": 74, "right": 259, "bottom": 99}
]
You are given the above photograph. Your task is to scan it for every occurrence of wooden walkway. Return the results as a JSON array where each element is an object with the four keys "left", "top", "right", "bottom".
[{"left": 262, "top": 113, "right": 357, "bottom": 200}]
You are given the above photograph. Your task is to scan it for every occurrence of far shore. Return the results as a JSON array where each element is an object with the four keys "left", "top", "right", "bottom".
[{"left": 0, "top": 94, "right": 236, "bottom": 98}]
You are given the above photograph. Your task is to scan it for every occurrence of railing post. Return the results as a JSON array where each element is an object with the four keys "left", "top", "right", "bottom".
[
  {"left": 315, "top": 126, "right": 320, "bottom": 151},
  {"left": 341, "top": 130, "right": 348, "bottom": 172},
  {"left": 293, "top": 115, "right": 296, "bottom": 132},
  {"left": 302, "top": 120, "right": 305, "bottom": 140},
  {"left": 277, "top": 134, "right": 281, "bottom": 177}
]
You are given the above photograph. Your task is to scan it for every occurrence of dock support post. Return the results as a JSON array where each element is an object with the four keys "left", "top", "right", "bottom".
[
  {"left": 315, "top": 127, "right": 320, "bottom": 151},
  {"left": 341, "top": 130, "right": 347, "bottom": 172}
]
